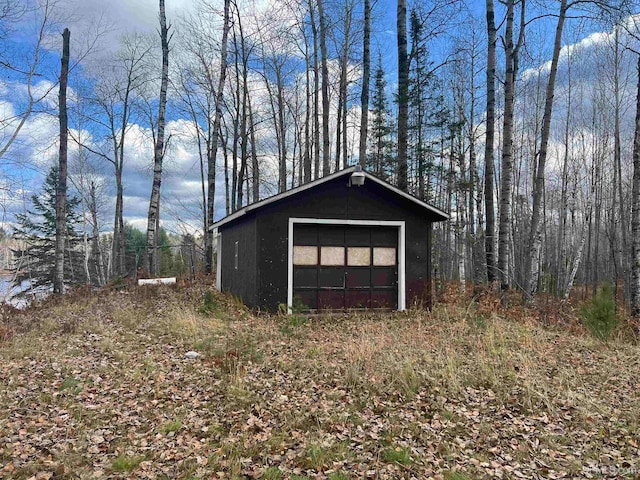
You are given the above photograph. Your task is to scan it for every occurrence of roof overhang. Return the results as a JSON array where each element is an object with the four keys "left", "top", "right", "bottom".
[{"left": 211, "top": 166, "right": 449, "bottom": 230}]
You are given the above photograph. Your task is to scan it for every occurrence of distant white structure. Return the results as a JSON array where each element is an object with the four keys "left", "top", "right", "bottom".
[{"left": 137, "top": 277, "right": 176, "bottom": 286}]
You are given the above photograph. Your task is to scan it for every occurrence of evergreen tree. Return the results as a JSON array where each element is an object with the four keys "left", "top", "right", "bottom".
[
  {"left": 12, "top": 166, "right": 84, "bottom": 294},
  {"left": 123, "top": 223, "right": 146, "bottom": 275},
  {"left": 124, "top": 224, "right": 177, "bottom": 276},
  {"left": 367, "top": 54, "right": 394, "bottom": 182},
  {"left": 408, "top": 6, "right": 449, "bottom": 202}
]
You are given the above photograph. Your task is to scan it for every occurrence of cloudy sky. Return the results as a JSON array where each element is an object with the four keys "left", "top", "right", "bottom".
[{"left": 0, "top": 0, "right": 636, "bottom": 237}]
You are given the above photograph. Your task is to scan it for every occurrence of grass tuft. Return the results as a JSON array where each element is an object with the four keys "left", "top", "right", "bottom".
[
  {"left": 381, "top": 446, "right": 411, "bottom": 465},
  {"left": 263, "top": 466, "right": 282, "bottom": 480},
  {"left": 112, "top": 454, "right": 144, "bottom": 472}
]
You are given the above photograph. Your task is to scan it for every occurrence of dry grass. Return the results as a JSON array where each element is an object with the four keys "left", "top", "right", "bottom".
[{"left": 0, "top": 282, "right": 638, "bottom": 479}]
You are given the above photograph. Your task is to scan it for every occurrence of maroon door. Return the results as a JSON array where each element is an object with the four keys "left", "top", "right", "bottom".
[{"left": 292, "top": 224, "right": 398, "bottom": 311}]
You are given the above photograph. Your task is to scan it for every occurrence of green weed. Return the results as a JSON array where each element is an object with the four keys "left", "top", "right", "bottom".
[
  {"left": 381, "top": 446, "right": 411, "bottom": 465},
  {"left": 112, "top": 454, "right": 144, "bottom": 472},
  {"left": 580, "top": 283, "right": 619, "bottom": 340}
]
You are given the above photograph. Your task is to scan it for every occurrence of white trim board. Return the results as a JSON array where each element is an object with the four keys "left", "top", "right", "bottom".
[
  {"left": 215, "top": 231, "right": 222, "bottom": 291},
  {"left": 287, "top": 218, "right": 406, "bottom": 313}
]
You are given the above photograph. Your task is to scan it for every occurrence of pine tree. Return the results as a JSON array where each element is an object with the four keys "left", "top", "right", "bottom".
[
  {"left": 408, "top": 6, "right": 449, "bottom": 202},
  {"left": 12, "top": 166, "right": 84, "bottom": 294},
  {"left": 367, "top": 55, "right": 394, "bottom": 182}
]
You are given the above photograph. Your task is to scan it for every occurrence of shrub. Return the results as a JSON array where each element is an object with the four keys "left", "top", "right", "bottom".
[{"left": 580, "top": 283, "right": 618, "bottom": 340}]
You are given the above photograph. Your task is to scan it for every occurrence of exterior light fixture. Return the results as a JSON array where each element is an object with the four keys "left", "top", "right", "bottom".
[{"left": 349, "top": 165, "right": 365, "bottom": 187}]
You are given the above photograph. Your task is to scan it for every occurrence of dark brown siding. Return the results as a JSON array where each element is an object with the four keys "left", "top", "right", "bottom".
[
  {"left": 250, "top": 176, "right": 438, "bottom": 311},
  {"left": 220, "top": 213, "right": 257, "bottom": 307}
]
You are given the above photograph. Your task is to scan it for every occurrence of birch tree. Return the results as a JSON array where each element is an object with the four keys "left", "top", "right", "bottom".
[
  {"left": 631, "top": 54, "right": 640, "bottom": 319},
  {"left": 145, "top": 0, "right": 170, "bottom": 276},
  {"left": 484, "top": 0, "right": 497, "bottom": 284},
  {"left": 497, "top": 0, "right": 525, "bottom": 296},
  {"left": 524, "top": 0, "right": 568, "bottom": 298},
  {"left": 204, "top": 0, "right": 231, "bottom": 274}
]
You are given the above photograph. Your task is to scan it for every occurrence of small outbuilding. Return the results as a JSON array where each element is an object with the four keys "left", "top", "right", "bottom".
[{"left": 212, "top": 166, "right": 448, "bottom": 312}]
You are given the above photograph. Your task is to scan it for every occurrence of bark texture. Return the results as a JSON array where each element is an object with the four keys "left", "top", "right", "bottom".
[
  {"left": 484, "top": 0, "right": 497, "bottom": 284},
  {"left": 525, "top": 0, "right": 567, "bottom": 298},
  {"left": 145, "top": 0, "right": 170, "bottom": 276},
  {"left": 317, "top": 0, "right": 330, "bottom": 176},
  {"left": 358, "top": 0, "right": 371, "bottom": 167},
  {"left": 54, "top": 28, "right": 70, "bottom": 295},
  {"left": 204, "top": 0, "right": 231, "bottom": 274},
  {"left": 396, "top": 0, "right": 408, "bottom": 191},
  {"left": 630, "top": 55, "right": 640, "bottom": 318}
]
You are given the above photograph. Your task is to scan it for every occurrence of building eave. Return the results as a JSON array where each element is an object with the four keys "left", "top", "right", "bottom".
[{"left": 210, "top": 167, "right": 449, "bottom": 230}]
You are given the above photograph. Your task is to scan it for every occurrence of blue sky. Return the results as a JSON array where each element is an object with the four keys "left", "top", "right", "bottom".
[{"left": 0, "top": 0, "right": 635, "bottom": 237}]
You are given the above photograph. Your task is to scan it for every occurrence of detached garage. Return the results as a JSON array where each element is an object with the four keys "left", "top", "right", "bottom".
[{"left": 212, "top": 166, "right": 448, "bottom": 312}]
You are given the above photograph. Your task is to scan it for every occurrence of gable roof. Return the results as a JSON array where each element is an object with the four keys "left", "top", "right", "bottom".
[{"left": 211, "top": 166, "right": 449, "bottom": 230}]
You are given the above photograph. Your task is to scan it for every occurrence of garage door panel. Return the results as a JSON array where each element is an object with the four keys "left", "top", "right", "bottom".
[
  {"left": 346, "top": 268, "right": 370, "bottom": 288},
  {"left": 371, "top": 290, "right": 397, "bottom": 308},
  {"left": 318, "top": 268, "right": 345, "bottom": 288},
  {"left": 318, "top": 290, "right": 344, "bottom": 310},
  {"left": 345, "top": 227, "right": 371, "bottom": 246},
  {"left": 292, "top": 224, "right": 398, "bottom": 311},
  {"left": 295, "top": 290, "right": 317, "bottom": 310},
  {"left": 294, "top": 267, "right": 317, "bottom": 288},
  {"left": 372, "top": 267, "right": 396, "bottom": 287},
  {"left": 294, "top": 225, "right": 318, "bottom": 245},
  {"left": 345, "top": 290, "right": 371, "bottom": 309},
  {"left": 319, "top": 226, "right": 344, "bottom": 245},
  {"left": 372, "top": 228, "right": 397, "bottom": 246}
]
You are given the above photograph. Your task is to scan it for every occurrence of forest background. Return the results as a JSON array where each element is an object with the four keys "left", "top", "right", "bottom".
[{"left": 2, "top": 0, "right": 640, "bottom": 311}]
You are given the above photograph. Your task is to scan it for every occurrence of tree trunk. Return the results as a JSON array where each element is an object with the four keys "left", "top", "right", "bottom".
[
  {"left": 497, "top": 0, "right": 519, "bottom": 296},
  {"left": 248, "top": 93, "right": 259, "bottom": 201},
  {"left": 89, "top": 182, "right": 106, "bottom": 287},
  {"left": 484, "top": 0, "right": 497, "bottom": 284},
  {"left": 309, "top": 0, "right": 321, "bottom": 180},
  {"left": 317, "top": 0, "right": 330, "bottom": 176},
  {"left": 204, "top": 0, "right": 231, "bottom": 274},
  {"left": 145, "top": 0, "right": 170, "bottom": 276},
  {"left": 524, "top": 0, "right": 567, "bottom": 298},
  {"left": 396, "top": 0, "right": 408, "bottom": 191},
  {"left": 304, "top": 29, "right": 312, "bottom": 183},
  {"left": 630, "top": 55, "right": 640, "bottom": 318},
  {"left": 358, "top": 0, "right": 371, "bottom": 167},
  {"left": 613, "top": 29, "right": 628, "bottom": 301},
  {"left": 336, "top": 73, "right": 343, "bottom": 171},
  {"left": 54, "top": 28, "right": 70, "bottom": 295},
  {"left": 277, "top": 71, "right": 287, "bottom": 192}
]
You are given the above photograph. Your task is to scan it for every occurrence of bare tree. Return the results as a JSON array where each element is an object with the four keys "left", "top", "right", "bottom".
[
  {"left": 497, "top": 0, "right": 525, "bottom": 297},
  {"left": 54, "top": 28, "right": 70, "bottom": 295},
  {"left": 524, "top": 0, "right": 568, "bottom": 298},
  {"left": 396, "top": 0, "right": 408, "bottom": 191},
  {"left": 631, "top": 54, "right": 640, "bottom": 319},
  {"left": 358, "top": 0, "right": 371, "bottom": 166},
  {"left": 78, "top": 35, "right": 150, "bottom": 278},
  {"left": 484, "top": 0, "right": 497, "bottom": 284},
  {"left": 334, "top": 0, "right": 356, "bottom": 171},
  {"left": 0, "top": 0, "right": 57, "bottom": 161},
  {"left": 145, "top": 0, "right": 171, "bottom": 276},
  {"left": 317, "top": 0, "right": 331, "bottom": 176},
  {"left": 204, "top": 0, "right": 231, "bottom": 274}
]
